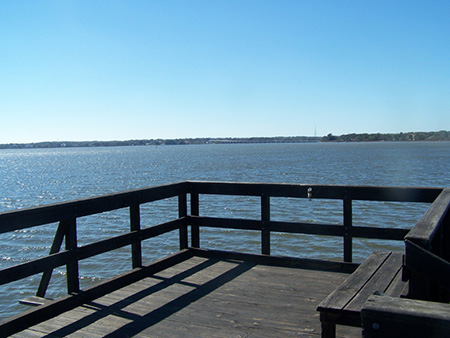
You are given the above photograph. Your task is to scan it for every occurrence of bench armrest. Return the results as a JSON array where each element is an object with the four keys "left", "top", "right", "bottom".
[{"left": 361, "top": 294, "right": 450, "bottom": 337}]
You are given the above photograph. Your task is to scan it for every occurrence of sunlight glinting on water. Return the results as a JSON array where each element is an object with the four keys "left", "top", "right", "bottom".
[{"left": 0, "top": 142, "right": 448, "bottom": 319}]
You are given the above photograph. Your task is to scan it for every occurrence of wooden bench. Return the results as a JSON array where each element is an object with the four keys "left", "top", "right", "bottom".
[{"left": 316, "top": 251, "right": 406, "bottom": 338}]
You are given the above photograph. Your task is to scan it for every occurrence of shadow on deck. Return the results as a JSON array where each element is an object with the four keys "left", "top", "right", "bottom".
[{"left": 13, "top": 249, "right": 359, "bottom": 338}]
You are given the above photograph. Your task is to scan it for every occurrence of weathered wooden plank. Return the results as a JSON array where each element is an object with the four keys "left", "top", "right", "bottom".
[
  {"left": 16, "top": 255, "right": 356, "bottom": 338},
  {"left": 405, "top": 239, "right": 450, "bottom": 296},
  {"left": 317, "top": 251, "right": 405, "bottom": 337},
  {"left": 36, "top": 220, "right": 67, "bottom": 297},
  {"left": 384, "top": 264, "right": 408, "bottom": 297},
  {"left": 186, "top": 269, "right": 348, "bottom": 308},
  {"left": 144, "top": 255, "right": 212, "bottom": 280},
  {"left": 362, "top": 294, "right": 450, "bottom": 338},
  {"left": 189, "top": 181, "right": 315, "bottom": 198},
  {"left": 190, "top": 192, "right": 200, "bottom": 248},
  {"left": 190, "top": 247, "right": 358, "bottom": 273},
  {"left": 189, "top": 215, "right": 345, "bottom": 237},
  {"left": 178, "top": 194, "right": 188, "bottom": 250},
  {"left": 189, "top": 215, "right": 408, "bottom": 242},
  {"left": 26, "top": 305, "right": 134, "bottom": 338},
  {"left": 130, "top": 203, "right": 142, "bottom": 268},
  {"left": 343, "top": 186, "right": 441, "bottom": 203},
  {"left": 351, "top": 226, "right": 409, "bottom": 240},
  {"left": 0, "top": 251, "right": 70, "bottom": 286},
  {"left": 269, "top": 220, "right": 345, "bottom": 236},
  {"left": 188, "top": 215, "right": 262, "bottom": 231},
  {"left": 188, "top": 181, "right": 441, "bottom": 202},
  {"left": 261, "top": 195, "right": 270, "bottom": 255},
  {"left": 163, "top": 296, "right": 318, "bottom": 332},
  {"left": 0, "top": 182, "right": 188, "bottom": 233},
  {"left": 141, "top": 218, "right": 187, "bottom": 240},
  {"left": 343, "top": 198, "right": 353, "bottom": 262},
  {"left": 317, "top": 251, "right": 390, "bottom": 312},
  {"left": 11, "top": 329, "right": 58, "bottom": 338},
  {"left": 19, "top": 296, "right": 54, "bottom": 307},
  {"left": 64, "top": 218, "right": 79, "bottom": 294},
  {"left": 0, "top": 250, "right": 193, "bottom": 337},
  {"left": 77, "top": 218, "right": 185, "bottom": 261},
  {"left": 406, "top": 188, "right": 450, "bottom": 249},
  {"left": 77, "top": 230, "right": 140, "bottom": 260},
  {"left": 152, "top": 256, "right": 341, "bottom": 291},
  {"left": 345, "top": 252, "right": 403, "bottom": 312}
]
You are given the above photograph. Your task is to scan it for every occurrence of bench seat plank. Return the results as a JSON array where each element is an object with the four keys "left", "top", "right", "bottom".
[
  {"left": 384, "top": 262, "right": 407, "bottom": 297},
  {"left": 317, "top": 251, "right": 390, "bottom": 313},
  {"left": 345, "top": 252, "right": 403, "bottom": 312},
  {"left": 317, "top": 251, "right": 405, "bottom": 338}
]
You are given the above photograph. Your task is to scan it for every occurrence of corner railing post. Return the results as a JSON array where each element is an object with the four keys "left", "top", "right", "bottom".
[
  {"left": 65, "top": 218, "right": 80, "bottom": 294},
  {"left": 343, "top": 198, "right": 353, "bottom": 262},
  {"left": 261, "top": 194, "right": 270, "bottom": 255},
  {"left": 191, "top": 192, "right": 200, "bottom": 248},
  {"left": 179, "top": 194, "right": 188, "bottom": 250},
  {"left": 130, "top": 203, "right": 142, "bottom": 268}
]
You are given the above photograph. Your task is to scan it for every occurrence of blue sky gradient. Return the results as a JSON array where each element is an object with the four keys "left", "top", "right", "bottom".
[{"left": 1, "top": 1, "right": 449, "bottom": 143}]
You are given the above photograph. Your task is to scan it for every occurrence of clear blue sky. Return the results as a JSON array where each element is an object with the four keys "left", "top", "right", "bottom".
[{"left": 1, "top": 1, "right": 449, "bottom": 143}]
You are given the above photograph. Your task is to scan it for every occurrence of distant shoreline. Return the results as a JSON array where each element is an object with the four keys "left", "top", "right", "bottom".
[
  {"left": 1, "top": 131, "right": 448, "bottom": 149},
  {"left": 0, "top": 136, "right": 321, "bottom": 149}
]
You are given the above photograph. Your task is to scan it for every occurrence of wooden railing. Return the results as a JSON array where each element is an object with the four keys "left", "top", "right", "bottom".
[
  {"left": 0, "top": 181, "right": 442, "bottom": 301},
  {"left": 187, "top": 182, "right": 441, "bottom": 262},
  {"left": 0, "top": 182, "right": 190, "bottom": 298}
]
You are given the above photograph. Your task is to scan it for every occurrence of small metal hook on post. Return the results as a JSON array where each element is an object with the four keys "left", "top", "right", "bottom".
[{"left": 307, "top": 187, "right": 313, "bottom": 200}]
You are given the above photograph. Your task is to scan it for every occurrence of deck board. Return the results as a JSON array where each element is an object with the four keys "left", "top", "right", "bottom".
[{"left": 13, "top": 256, "right": 360, "bottom": 337}]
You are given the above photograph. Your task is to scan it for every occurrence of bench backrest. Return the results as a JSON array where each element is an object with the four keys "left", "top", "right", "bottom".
[{"left": 404, "top": 188, "right": 450, "bottom": 301}]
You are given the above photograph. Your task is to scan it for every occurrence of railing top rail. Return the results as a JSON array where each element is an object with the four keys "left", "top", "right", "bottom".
[
  {"left": 187, "top": 181, "right": 442, "bottom": 202},
  {"left": 0, "top": 181, "right": 188, "bottom": 234},
  {"left": 405, "top": 188, "right": 450, "bottom": 249},
  {"left": 0, "top": 181, "right": 443, "bottom": 234}
]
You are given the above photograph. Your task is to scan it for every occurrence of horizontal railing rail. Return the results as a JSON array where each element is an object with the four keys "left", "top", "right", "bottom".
[
  {"left": 0, "top": 181, "right": 444, "bottom": 312},
  {"left": 188, "top": 181, "right": 441, "bottom": 202},
  {"left": 0, "top": 182, "right": 188, "bottom": 234},
  {"left": 188, "top": 215, "right": 410, "bottom": 239}
]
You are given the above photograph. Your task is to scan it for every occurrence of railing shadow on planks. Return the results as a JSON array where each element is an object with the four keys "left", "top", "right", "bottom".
[{"left": 0, "top": 181, "right": 445, "bottom": 336}]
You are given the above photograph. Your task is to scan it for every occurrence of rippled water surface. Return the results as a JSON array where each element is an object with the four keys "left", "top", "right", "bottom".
[{"left": 0, "top": 142, "right": 449, "bottom": 319}]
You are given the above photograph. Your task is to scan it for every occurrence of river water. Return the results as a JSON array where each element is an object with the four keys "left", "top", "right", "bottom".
[{"left": 0, "top": 142, "right": 449, "bottom": 319}]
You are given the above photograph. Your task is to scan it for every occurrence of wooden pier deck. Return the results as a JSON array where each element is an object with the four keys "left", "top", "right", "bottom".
[
  {"left": 12, "top": 253, "right": 359, "bottom": 338},
  {"left": 2, "top": 182, "right": 449, "bottom": 337}
]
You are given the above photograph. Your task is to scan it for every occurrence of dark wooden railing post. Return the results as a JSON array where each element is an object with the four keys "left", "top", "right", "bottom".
[
  {"left": 130, "top": 203, "right": 142, "bottom": 268},
  {"left": 343, "top": 198, "right": 353, "bottom": 262},
  {"left": 191, "top": 192, "right": 200, "bottom": 248},
  {"left": 65, "top": 218, "right": 79, "bottom": 294},
  {"left": 261, "top": 194, "right": 270, "bottom": 255},
  {"left": 179, "top": 194, "right": 188, "bottom": 250},
  {"left": 36, "top": 220, "right": 68, "bottom": 297}
]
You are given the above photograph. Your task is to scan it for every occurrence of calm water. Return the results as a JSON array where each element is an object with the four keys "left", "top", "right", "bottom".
[{"left": 1, "top": 142, "right": 449, "bottom": 319}]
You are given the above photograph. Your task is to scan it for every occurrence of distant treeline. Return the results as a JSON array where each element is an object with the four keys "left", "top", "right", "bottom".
[
  {"left": 2, "top": 132, "right": 448, "bottom": 149},
  {"left": 322, "top": 130, "right": 450, "bottom": 142},
  {"left": 0, "top": 136, "right": 321, "bottom": 149}
]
